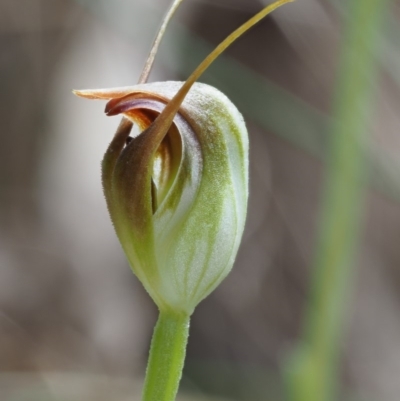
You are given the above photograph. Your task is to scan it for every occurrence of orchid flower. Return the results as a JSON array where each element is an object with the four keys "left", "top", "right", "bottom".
[{"left": 74, "top": 1, "right": 294, "bottom": 400}]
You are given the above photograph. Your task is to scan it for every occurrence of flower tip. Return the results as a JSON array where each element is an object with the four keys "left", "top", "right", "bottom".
[
  {"left": 104, "top": 102, "right": 116, "bottom": 116},
  {"left": 104, "top": 103, "right": 122, "bottom": 116},
  {"left": 72, "top": 87, "right": 138, "bottom": 101},
  {"left": 105, "top": 109, "right": 118, "bottom": 116},
  {"left": 104, "top": 96, "right": 133, "bottom": 116},
  {"left": 72, "top": 89, "right": 100, "bottom": 99}
]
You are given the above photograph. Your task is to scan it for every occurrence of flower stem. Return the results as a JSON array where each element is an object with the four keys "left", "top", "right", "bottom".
[{"left": 142, "top": 311, "right": 190, "bottom": 401}]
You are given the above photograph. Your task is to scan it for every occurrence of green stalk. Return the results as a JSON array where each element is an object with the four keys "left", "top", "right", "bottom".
[
  {"left": 284, "top": 1, "right": 390, "bottom": 401},
  {"left": 142, "top": 311, "right": 190, "bottom": 401}
]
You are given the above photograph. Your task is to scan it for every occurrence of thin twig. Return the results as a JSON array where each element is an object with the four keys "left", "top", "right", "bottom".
[{"left": 138, "top": 0, "right": 185, "bottom": 84}]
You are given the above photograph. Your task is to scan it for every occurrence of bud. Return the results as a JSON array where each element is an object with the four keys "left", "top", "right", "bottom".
[
  {"left": 75, "top": 82, "right": 248, "bottom": 314},
  {"left": 75, "top": 0, "right": 294, "bottom": 316}
]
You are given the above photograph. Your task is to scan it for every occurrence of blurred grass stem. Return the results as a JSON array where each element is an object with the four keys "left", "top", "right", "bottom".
[{"left": 284, "top": 0, "right": 390, "bottom": 400}]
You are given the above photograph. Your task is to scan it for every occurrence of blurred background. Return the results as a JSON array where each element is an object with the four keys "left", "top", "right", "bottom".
[{"left": 1, "top": 0, "right": 400, "bottom": 400}]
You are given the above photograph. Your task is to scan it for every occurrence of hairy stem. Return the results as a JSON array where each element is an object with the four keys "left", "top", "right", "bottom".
[{"left": 142, "top": 311, "right": 190, "bottom": 401}]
